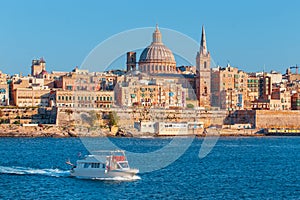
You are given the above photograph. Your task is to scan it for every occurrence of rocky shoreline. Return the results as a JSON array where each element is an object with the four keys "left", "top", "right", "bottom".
[{"left": 0, "top": 124, "right": 266, "bottom": 138}]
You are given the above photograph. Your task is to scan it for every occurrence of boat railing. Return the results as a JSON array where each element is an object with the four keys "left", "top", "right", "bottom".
[{"left": 91, "top": 150, "right": 126, "bottom": 157}]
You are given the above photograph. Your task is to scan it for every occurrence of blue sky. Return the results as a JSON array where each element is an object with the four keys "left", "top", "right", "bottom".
[{"left": 0, "top": 0, "right": 299, "bottom": 75}]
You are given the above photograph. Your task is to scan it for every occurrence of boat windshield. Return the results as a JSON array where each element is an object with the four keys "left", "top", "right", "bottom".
[{"left": 117, "top": 161, "right": 129, "bottom": 169}]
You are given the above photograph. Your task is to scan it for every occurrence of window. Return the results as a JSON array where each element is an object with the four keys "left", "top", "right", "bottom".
[
  {"left": 204, "top": 87, "right": 207, "bottom": 94},
  {"left": 91, "top": 163, "right": 100, "bottom": 168},
  {"left": 204, "top": 61, "right": 207, "bottom": 69}
]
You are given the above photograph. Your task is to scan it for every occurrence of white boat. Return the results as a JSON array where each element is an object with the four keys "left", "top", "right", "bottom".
[{"left": 67, "top": 150, "right": 139, "bottom": 179}]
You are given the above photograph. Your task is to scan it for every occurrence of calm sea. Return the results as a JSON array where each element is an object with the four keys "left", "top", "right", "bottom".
[{"left": 0, "top": 137, "right": 299, "bottom": 199}]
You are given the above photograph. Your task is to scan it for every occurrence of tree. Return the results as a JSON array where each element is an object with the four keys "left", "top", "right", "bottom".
[
  {"left": 65, "top": 109, "right": 73, "bottom": 122},
  {"left": 187, "top": 103, "right": 194, "bottom": 109},
  {"left": 108, "top": 112, "right": 119, "bottom": 132}
]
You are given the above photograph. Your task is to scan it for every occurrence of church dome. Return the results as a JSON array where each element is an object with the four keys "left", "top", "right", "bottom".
[
  {"left": 138, "top": 25, "right": 177, "bottom": 74},
  {"left": 139, "top": 43, "right": 175, "bottom": 63}
]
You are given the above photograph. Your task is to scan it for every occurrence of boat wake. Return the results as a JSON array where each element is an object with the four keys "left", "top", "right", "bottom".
[
  {"left": 0, "top": 166, "right": 70, "bottom": 177},
  {"left": 92, "top": 175, "right": 141, "bottom": 181}
]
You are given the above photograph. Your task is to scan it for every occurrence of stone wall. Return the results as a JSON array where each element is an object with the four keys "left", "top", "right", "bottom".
[
  {"left": 0, "top": 107, "right": 57, "bottom": 125},
  {"left": 226, "top": 110, "right": 300, "bottom": 129},
  {"left": 255, "top": 110, "right": 300, "bottom": 129}
]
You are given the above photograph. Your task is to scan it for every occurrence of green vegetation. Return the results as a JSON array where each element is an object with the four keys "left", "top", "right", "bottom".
[
  {"left": 13, "top": 120, "right": 20, "bottom": 125},
  {"left": 108, "top": 111, "right": 119, "bottom": 131},
  {"left": 187, "top": 103, "right": 194, "bottom": 109}
]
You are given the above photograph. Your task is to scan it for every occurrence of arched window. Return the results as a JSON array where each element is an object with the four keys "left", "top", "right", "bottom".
[{"left": 204, "top": 61, "right": 207, "bottom": 69}]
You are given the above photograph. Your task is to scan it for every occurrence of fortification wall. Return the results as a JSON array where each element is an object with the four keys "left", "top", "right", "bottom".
[{"left": 255, "top": 110, "right": 300, "bottom": 129}]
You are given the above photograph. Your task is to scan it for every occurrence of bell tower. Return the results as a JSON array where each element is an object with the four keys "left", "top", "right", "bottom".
[
  {"left": 196, "top": 26, "right": 211, "bottom": 108},
  {"left": 126, "top": 52, "right": 136, "bottom": 72}
]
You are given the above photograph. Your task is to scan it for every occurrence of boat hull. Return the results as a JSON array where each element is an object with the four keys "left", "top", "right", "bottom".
[{"left": 70, "top": 168, "right": 139, "bottom": 179}]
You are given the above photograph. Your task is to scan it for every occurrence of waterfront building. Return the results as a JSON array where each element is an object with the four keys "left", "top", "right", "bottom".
[
  {"left": 13, "top": 87, "right": 51, "bottom": 107},
  {"left": 54, "top": 90, "right": 114, "bottom": 108},
  {"left": 10, "top": 75, "right": 51, "bottom": 107},
  {"left": 53, "top": 67, "right": 117, "bottom": 108},
  {"left": 134, "top": 121, "right": 204, "bottom": 135},
  {"left": 115, "top": 74, "right": 186, "bottom": 108},
  {"left": 211, "top": 65, "right": 248, "bottom": 110}
]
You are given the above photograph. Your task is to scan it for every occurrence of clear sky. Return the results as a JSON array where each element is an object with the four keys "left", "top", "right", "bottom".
[{"left": 0, "top": 0, "right": 299, "bottom": 75}]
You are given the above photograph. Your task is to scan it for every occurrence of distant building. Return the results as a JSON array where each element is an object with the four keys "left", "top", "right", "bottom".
[
  {"left": 211, "top": 65, "right": 248, "bottom": 110},
  {"left": 0, "top": 84, "right": 9, "bottom": 106},
  {"left": 10, "top": 76, "right": 51, "bottom": 107},
  {"left": 31, "top": 58, "right": 46, "bottom": 77},
  {"left": 14, "top": 88, "right": 51, "bottom": 107},
  {"left": 55, "top": 90, "right": 114, "bottom": 108},
  {"left": 0, "top": 71, "right": 9, "bottom": 106},
  {"left": 196, "top": 26, "right": 211, "bottom": 108},
  {"left": 115, "top": 74, "right": 186, "bottom": 108},
  {"left": 126, "top": 25, "right": 210, "bottom": 108},
  {"left": 291, "top": 91, "right": 300, "bottom": 110}
]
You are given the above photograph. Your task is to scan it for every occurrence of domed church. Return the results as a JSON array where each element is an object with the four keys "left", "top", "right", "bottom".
[
  {"left": 125, "top": 25, "right": 211, "bottom": 108},
  {"left": 126, "top": 25, "right": 177, "bottom": 74}
]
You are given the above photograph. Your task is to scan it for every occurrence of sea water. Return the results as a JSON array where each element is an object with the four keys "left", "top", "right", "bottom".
[{"left": 0, "top": 137, "right": 299, "bottom": 199}]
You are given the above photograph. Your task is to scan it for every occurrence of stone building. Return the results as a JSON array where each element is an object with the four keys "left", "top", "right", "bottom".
[
  {"left": 211, "top": 65, "right": 248, "bottom": 110},
  {"left": 115, "top": 74, "right": 186, "bottom": 108},
  {"left": 52, "top": 67, "right": 116, "bottom": 108},
  {"left": 13, "top": 88, "right": 51, "bottom": 107},
  {"left": 0, "top": 71, "right": 9, "bottom": 106},
  {"left": 291, "top": 93, "right": 300, "bottom": 110},
  {"left": 125, "top": 25, "right": 210, "bottom": 108},
  {"left": 10, "top": 75, "right": 51, "bottom": 107},
  {"left": 31, "top": 58, "right": 46, "bottom": 77},
  {"left": 54, "top": 90, "right": 114, "bottom": 108}
]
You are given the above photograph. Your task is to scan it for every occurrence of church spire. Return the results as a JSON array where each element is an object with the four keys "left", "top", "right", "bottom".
[
  {"left": 200, "top": 25, "right": 208, "bottom": 55},
  {"left": 152, "top": 24, "right": 162, "bottom": 44}
]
